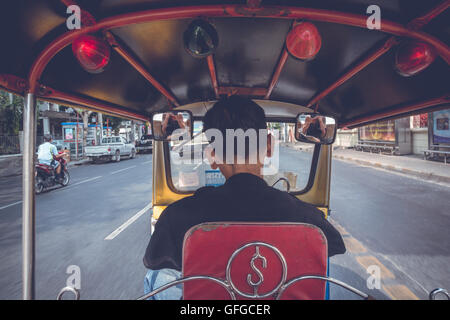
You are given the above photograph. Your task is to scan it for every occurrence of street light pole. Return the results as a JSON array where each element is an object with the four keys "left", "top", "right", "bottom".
[{"left": 22, "top": 92, "right": 36, "bottom": 300}]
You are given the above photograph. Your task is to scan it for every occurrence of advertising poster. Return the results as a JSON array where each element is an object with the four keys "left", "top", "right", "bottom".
[
  {"left": 64, "top": 128, "right": 73, "bottom": 140},
  {"left": 359, "top": 120, "right": 395, "bottom": 142},
  {"left": 433, "top": 109, "right": 450, "bottom": 144}
]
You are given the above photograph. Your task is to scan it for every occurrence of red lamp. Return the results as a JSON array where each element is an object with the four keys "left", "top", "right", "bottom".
[
  {"left": 72, "top": 34, "right": 111, "bottom": 73},
  {"left": 395, "top": 41, "right": 436, "bottom": 77},
  {"left": 286, "top": 22, "right": 322, "bottom": 60}
]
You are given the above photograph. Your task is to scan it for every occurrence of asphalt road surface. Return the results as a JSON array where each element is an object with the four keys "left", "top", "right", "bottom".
[{"left": 0, "top": 147, "right": 448, "bottom": 300}]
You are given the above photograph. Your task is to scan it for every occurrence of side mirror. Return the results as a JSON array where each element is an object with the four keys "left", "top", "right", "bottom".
[
  {"left": 295, "top": 113, "right": 337, "bottom": 145},
  {"left": 151, "top": 111, "right": 193, "bottom": 141}
]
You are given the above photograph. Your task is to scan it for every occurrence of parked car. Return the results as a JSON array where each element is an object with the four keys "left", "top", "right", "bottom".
[
  {"left": 85, "top": 136, "right": 136, "bottom": 162},
  {"left": 135, "top": 134, "right": 153, "bottom": 154}
]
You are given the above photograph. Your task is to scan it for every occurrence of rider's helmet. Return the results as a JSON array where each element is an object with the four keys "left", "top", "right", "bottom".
[{"left": 43, "top": 134, "right": 53, "bottom": 142}]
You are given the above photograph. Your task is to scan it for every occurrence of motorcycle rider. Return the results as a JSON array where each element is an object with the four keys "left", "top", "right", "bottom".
[{"left": 37, "top": 134, "right": 64, "bottom": 181}]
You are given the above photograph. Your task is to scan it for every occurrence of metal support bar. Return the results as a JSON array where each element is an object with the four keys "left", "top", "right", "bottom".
[
  {"left": 308, "top": 0, "right": 449, "bottom": 111},
  {"left": 341, "top": 95, "right": 450, "bottom": 128},
  {"left": 265, "top": 48, "right": 289, "bottom": 99},
  {"left": 308, "top": 37, "right": 398, "bottom": 110},
  {"left": 39, "top": 85, "right": 150, "bottom": 122},
  {"left": 207, "top": 55, "right": 220, "bottom": 99},
  {"left": 104, "top": 31, "right": 180, "bottom": 107},
  {"left": 22, "top": 92, "right": 36, "bottom": 300},
  {"left": 408, "top": 0, "right": 450, "bottom": 30}
]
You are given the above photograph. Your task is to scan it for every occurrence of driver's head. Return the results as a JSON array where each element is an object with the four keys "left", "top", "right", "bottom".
[
  {"left": 43, "top": 134, "right": 53, "bottom": 142},
  {"left": 203, "top": 95, "right": 272, "bottom": 179}
]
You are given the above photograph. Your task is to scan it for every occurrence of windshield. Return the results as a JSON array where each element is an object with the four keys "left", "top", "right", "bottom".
[{"left": 168, "top": 121, "right": 314, "bottom": 193}]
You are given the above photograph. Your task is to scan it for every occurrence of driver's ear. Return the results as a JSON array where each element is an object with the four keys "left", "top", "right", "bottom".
[{"left": 205, "top": 146, "right": 218, "bottom": 169}]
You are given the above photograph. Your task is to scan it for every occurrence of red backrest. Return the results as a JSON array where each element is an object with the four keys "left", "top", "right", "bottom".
[{"left": 182, "top": 222, "right": 328, "bottom": 300}]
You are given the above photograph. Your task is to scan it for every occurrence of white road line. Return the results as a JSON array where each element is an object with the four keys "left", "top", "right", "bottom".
[
  {"left": 379, "top": 253, "right": 430, "bottom": 295},
  {"left": 111, "top": 166, "right": 137, "bottom": 175},
  {"left": 70, "top": 176, "right": 102, "bottom": 187},
  {"left": 105, "top": 202, "right": 152, "bottom": 240},
  {"left": 0, "top": 200, "right": 22, "bottom": 211},
  {"left": 0, "top": 176, "right": 103, "bottom": 209},
  {"left": 142, "top": 161, "right": 152, "bottom": 164}
]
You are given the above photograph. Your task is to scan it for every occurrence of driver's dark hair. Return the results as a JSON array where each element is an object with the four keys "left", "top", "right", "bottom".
[
  {"left": 43, "top": 134, "right": 53, "bottom": 142},
  {"left": 203, "top": 95, "right": 267, "bottom": 160}
]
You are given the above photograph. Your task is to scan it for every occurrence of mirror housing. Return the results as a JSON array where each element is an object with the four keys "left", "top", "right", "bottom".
[
  {"left": 151, "top": 111, "right": 193, "bottom": 141},
  {"left": 294, "top": 113, "right": 337, "bottom": 145}
]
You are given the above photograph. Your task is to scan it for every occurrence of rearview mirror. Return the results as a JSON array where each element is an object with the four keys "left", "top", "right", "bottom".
[
  {"left": 295, "top": 113, "right": 337, "bottom": 145},
  {"left": 151, "top": 111, "right": 193, "bottom": 141}
]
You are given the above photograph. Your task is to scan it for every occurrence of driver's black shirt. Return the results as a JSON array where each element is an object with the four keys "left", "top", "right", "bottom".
[{"left": 143, "top": 173, "right": 346, "bottom": 271}]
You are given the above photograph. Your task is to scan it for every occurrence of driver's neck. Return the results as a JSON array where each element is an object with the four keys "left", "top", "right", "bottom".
[{"left": 218, "top": 163, "right": 263, "bottom": 180}]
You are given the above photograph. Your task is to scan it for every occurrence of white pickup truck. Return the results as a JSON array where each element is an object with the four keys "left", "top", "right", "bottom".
[{"left": 85, "top": 136, "right": 136, "bottom": 162}]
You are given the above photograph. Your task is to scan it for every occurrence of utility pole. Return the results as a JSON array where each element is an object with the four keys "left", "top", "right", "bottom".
[{"left": 98, "top": 112, "right": 103, "bottom": 144}]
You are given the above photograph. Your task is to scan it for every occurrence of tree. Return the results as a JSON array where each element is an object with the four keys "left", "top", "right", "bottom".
[
  {"left": 0, "top": 90, "right": 23, "bottom": 135},
  {"left": 104, "top": 115, "right": 122, "bottom": 135}
]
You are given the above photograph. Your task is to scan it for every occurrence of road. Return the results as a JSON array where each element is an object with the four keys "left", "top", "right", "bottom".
[
  {"left": 0, "top": 154, "right": 153, "bottom": 299},
  {"left": 0, "top": 147, "right": 449, "bottom": 300}
]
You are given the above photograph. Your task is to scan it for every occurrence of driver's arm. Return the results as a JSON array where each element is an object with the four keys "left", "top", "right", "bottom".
[
  {"left": 317, "top": 117, "right": 326, "bottom": 138},
  {"left": 51, "top": 145, "right": 62, "bottom": 159}
]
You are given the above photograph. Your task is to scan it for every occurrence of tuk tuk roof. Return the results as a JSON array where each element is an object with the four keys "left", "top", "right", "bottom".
[{"left": 0, "top": 0, "right": 449, "bottom": 126}]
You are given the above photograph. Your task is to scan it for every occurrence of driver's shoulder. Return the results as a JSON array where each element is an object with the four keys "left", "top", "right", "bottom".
[
  {"left": 268, "top": 186, "right": 321, "bottom": 213},
  {"left": 163, "top": 186, "right": 216, "bottom": 216}
]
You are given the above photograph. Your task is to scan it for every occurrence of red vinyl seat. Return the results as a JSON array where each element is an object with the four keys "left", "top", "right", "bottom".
[{"left": 181, "top": 222, "right": 328, "bottom": 300}]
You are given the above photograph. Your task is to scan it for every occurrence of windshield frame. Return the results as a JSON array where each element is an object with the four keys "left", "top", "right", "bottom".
[{"left": 163, "top": 117, "right": 321, "bottom": 196}]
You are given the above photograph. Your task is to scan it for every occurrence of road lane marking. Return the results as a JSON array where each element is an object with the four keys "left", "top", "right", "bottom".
[
  {"left": 105, "top": 202, "right": 152, "bottom": 240},
  {"left": 111, "top": 166, "right": 137, "bottom": 175},
  {"left": 343, "top": 237, "right": 367, "bottom": 254},
  {"left": 0, "top": 200, "right": 22, "bottom": 211},
  {"left": 0, "top": 176, "right": 103, "bottom": 209},
  {"left": 356, "top": 256, "right": 395, "bottom": 279},
  {"left": 70, "top": 176, "right": 102, "bottom": 187},
  {"left": 383, "top": 284, "right": 419, "bottom": 300},
  {"left": 379, "top": 253, "right": 429, "bottom": 295},
  {"left": 329, "top": 218, "right": 349, "bottom": 236},
  {"left": 329, "top": 217, "right": 430, "bottom": 298},
  {"left": 142, "top": 161, "right": 152, "bottom": 164}
]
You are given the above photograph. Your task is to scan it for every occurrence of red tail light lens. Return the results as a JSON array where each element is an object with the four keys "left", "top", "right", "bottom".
[
  {"left": 286, "top": 22, "right": 322, "bottom": 60},
  {"left": 395, "top": 41, "right": 436, "bottom": 77},
  {"left": 72, "top": 34, "right": 111, "bottom": 73}
]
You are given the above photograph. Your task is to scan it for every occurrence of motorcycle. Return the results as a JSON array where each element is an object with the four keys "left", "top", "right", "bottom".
[{"left": 35, "top": 152, "right": 70, "bottom": 194}]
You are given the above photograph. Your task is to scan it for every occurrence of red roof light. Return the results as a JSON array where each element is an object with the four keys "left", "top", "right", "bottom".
[
  {"left": 72, "top": 35, "right": 111, "bottom": 73},
  {"left": 286, "top": 22, "right": 322, "bottom": 61},
  {"left": 395, "top": 41, "right": 436, "bottom": 77}
]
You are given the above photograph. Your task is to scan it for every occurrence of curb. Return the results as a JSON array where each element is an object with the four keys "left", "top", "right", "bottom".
[
  {"left": 333, "top": 155, "right": 450, "bottom": 185},
  {"left": 67, "top": 159, "right": 91, "bottom": 167}
]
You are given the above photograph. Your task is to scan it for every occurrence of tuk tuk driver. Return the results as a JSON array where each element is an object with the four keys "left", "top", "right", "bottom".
[{"left": 143, "top": 96, "right": 346, "bottom": 299}]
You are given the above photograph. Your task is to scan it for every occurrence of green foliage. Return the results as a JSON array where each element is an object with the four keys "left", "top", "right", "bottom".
[
  {"left": 104, "top": 115, "right": 123, "bottom": 134},
  {"left": 0, "top": 90, "right": 23, "bottom": 135}
]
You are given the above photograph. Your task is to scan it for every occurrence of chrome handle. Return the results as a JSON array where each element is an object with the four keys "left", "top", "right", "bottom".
[
  {"left": 429, "top": 288, "right": 450, "bottom": 300},
  {"left": 57, "top": 286, "right": 80, "bottom": 300}
]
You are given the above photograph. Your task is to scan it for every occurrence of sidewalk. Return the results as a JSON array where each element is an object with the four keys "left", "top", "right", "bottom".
[
  {"left": 333, "top": 148, "right": 450, "bottom": 185},
  {"left": 282, "top": 142, "right": 449, "bottom": 185},
  {"left": 67, "top": 158, "right": 91, "bottom": 167}
]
